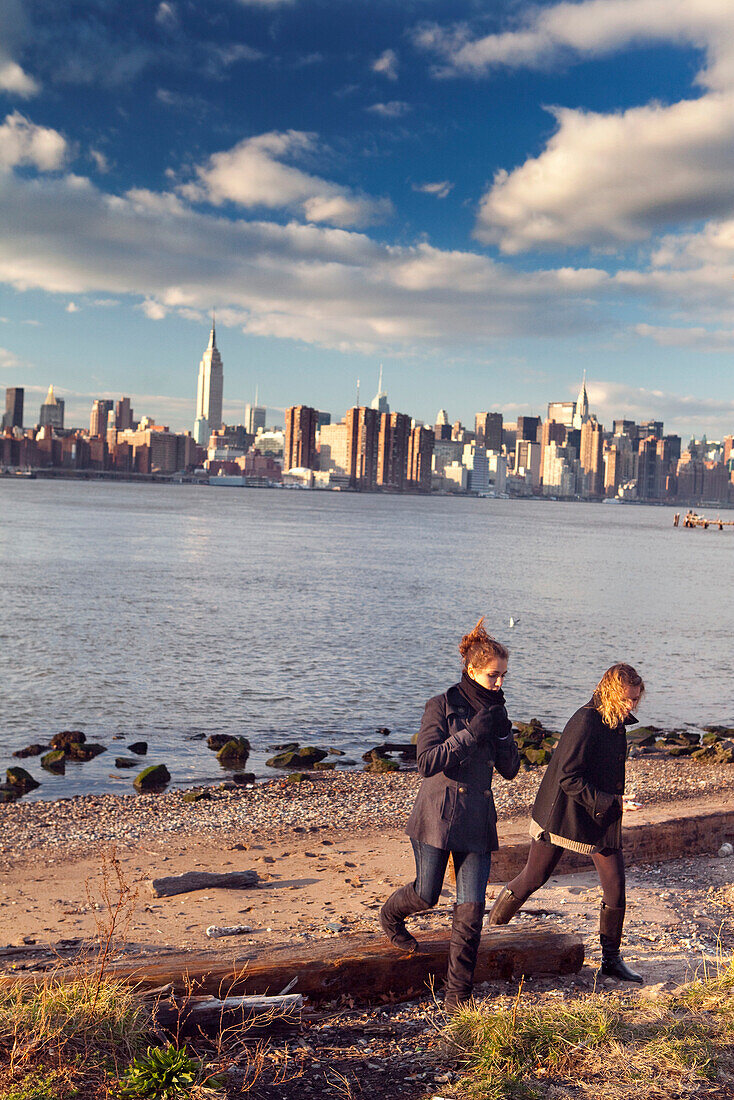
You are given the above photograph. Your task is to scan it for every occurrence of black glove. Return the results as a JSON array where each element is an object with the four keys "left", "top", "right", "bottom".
[{"left": 468, "top": 704, "right": 510, "bottom": 746}]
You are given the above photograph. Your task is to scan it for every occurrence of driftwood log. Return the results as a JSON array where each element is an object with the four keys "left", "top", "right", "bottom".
[
  {"left": 97, "top": 926, "right": 583, "bottom": 1004},
  {"left": 150, "top": 992, "right": 304, "bottom": 1037},
  {"left": 149, "top": 870, "right": 259, "bottom": 898}
]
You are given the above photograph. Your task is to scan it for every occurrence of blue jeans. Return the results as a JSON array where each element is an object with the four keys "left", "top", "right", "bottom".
[{"left": 411, "top": 839, "right": 492, "bottom": 907}]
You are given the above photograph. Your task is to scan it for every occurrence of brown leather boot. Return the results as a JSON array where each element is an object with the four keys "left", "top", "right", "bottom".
[
  {"left": 487, "top": 885, "right": 524, "bottom": 925},
  {"left": 444, "top": 902, "right": 485, "bottom": 1012},
  {"left": 379, "top": 884, "right": 430, "bottom": 952},
  {"left": 599, "top": 903, "right": 642, "bottom": 983}
]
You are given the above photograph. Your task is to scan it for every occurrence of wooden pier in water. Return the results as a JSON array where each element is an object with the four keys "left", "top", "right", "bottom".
[{"left": 674, "top": 510, "right": 734, "bottom": 529}]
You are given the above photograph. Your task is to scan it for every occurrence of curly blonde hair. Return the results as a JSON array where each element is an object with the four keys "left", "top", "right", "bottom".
[
  {"left": 458, "top": 618, "right": 508, "bottom": 671},
  {"left": 593, "top": 663, "right": 644, "bottom": 728}
]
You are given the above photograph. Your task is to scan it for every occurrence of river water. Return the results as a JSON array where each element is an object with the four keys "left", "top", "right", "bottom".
[{"left": 1, "top": 480, "right": 732, "bottom": 801}]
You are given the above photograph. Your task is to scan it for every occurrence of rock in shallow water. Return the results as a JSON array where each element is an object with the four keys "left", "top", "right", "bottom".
[
  {"left": 41, "top": 750, "right": 66, "bottom": 774},
  {"left": 134, "top": 764, "right": 171, "bottom": 792},
  {"left": 6, "top": 767, "right": 40, "bottom": 793},
  {"left": 50, "top": 730, "right": 86, "bottom": 751},
  {"left": 13, "top": 744, "right": 46, "bottom": 759}
]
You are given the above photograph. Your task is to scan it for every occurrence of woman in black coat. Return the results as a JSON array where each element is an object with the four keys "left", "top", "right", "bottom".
[
  {"left": 379, "top": 619, "right": 521, "bottom": 1011},
  {"left": 488, "top": 663, "right": 644, "bottom": 983}
]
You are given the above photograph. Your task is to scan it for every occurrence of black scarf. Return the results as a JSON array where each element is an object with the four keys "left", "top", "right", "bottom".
[{"left": 458, "top": 671, "right": 505, "bottom": 715}]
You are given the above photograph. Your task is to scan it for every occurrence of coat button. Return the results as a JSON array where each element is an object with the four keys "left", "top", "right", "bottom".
[{"left": 458, "top": 786, "right": 466, "bottom": 793}]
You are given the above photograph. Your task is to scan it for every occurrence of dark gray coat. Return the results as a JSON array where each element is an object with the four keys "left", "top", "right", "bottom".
[
  {"left": 531, "top": 700, "right": 636, "bottom": 847},
  {"left": 405, "top": 684, "right": 521, "bottom": 853}
]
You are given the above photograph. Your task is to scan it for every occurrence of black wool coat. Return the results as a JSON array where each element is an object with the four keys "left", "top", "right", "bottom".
[
  {"left": 531, "top": 700, "right": 637, "bottom": 848},
  {"left": 405, "top": 684, "right": 521, "bottom": 853}
]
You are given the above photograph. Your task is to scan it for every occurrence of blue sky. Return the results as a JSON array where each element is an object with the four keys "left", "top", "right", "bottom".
[{"left": 2, "top": 0, "right": 734, "bottom": 437}]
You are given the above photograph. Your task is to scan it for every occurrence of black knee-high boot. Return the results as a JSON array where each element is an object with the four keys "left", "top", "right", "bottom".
[
  {"left": 599, "top": 902, "right": 642, "bottom": 983},
  {"left": 444, "top": 902, "right": 485, "bottom": 1012},
  {"left": 379, "top": 884, "right": 431, "bottom": 952}
]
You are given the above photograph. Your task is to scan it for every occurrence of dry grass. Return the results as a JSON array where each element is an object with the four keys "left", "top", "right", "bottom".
[{"left": 443, "top": 960, "right": 734, "bottom": 1100}]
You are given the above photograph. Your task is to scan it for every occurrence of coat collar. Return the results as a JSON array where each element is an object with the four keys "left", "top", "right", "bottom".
[
  {"left": 582, "top": 697, "right": 638, "bottom": 727},
  {"left": 446, "top": 682, "right": 470, "bottom": 714}
]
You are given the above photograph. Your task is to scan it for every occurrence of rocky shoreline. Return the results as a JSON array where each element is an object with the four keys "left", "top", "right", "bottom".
[{"left": 0, "top": 756, "right": 732, "bottom": 867}]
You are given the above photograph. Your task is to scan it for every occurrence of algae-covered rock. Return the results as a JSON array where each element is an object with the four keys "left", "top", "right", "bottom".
[
  {"left": 702, "top": 731, "right": 721, "bottom": 745},
  {"left": 286, "top": 772, "right": 309, "bottom": 784},
  {"left": 207, "top": 734, "right": 232, "bottom": 751},
  {"left": 13, "top": 744, "right": 46, "bottom": 759},
  {"left": 362, "top": 747, "right": 390, "bottom": 763},
  {"left": 692, "top": 740, "right": 734, "bottom": 765},
  {"left": 183, "top": 789, "right": 211, "bottom": 802},
  {"left": 267, "top": 746, "right": 328, "bottom": 769},
  {"left": 667, "top": 745, "right": 696, "bottom": 757},
  {"left": 41, "top": 750, "right": 66, "bottom": 774},
  {"left": 626, "top": 727, "right": 658, "bottom": 747},
  {"left": 328, "top": 748, "right": 346, "bottom": 756},
  {"left": 364, "top": 757, "right": 399, "bottom": 774},
  {"left": 267, "top": 742, "right": 299, "bottom": 753},
  {"left": 50, "top": 730, "right": 86, "bottom": 751},
  {"left": 6, "top": 767, "right": 40, "bottom": 793},
  {"left": 67, "top": 742, "right": 106, "bottom": 762},
  {"left": 313, "top": 761, "right": 336, "bottom": 771},
  {"left": 0, "top": 785, "right": 20, "bottom": 803},
  {"left": 523, "top": 747, "right": 552, "bottom": 766},
  {"left": 134, "top": 764, "right": 171, "bottom": 792},
  {"left": 216, "top": 737, "right": 251, "bottom": 764},
  {"left": 703, "top": 725, "right": 734, "bottom": 737}
]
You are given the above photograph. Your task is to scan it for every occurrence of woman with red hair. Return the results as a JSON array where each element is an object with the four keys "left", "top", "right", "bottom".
[
  {"left": 379, "top": 619, "right": 520, "bottom": 1011},
  {"left": 488, "top": 663, "right": 645, "bottom": 984}
]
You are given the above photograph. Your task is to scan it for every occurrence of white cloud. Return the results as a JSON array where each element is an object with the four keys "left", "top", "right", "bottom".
[
  {"left": 476, "top": 92, "right": 734, "bottom": 251},
  {"left": 0, "top": 59, "right": 39, "bottom": 97},
  {"left": 588, "top": 379, "right": 734, "bottom": 437},
  {"left": 372, "top": 49, "right": 398, "bottom": 80},
  {"left": 413, "top": 180, "right": 453, "bottom": 199},
  {"left": 366, "top": 100, "right": 411, "bottom": 118},
  {"left": 155, "top": 2, "right": 178, "bottom": 30},
  {"left": 183, "top": 130, "right": 393, "bottom": 228},
  {"left": 0, "top": 346, "right": 24, "bottom": 369},
  {"left": 417, "top": 0, "right": 734, "bottom": 90},
  {"left": 417, "top": 0, "right": 734, "bottom": 251},
  {"left": 141, "top": 299, "right": 168, "bottom": 320},
  {"left": 0, "top": 0, "right": 39, "bottom": 97},
  {"left": 65, "top": 301, "right": 79, "bottom": 313},
  {"left": 89, "top": 148, "right": 110, "bottom": 173},
  {"left": 0, "top": 168, "right": 621, "bottom": 352},
  {"left": 0, "top": 112, "right": 67, "bottom": 173}
]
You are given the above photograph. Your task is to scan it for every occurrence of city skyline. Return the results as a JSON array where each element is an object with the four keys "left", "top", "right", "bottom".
[{"left": 2, "top": 0, "right": 734, "bottom": 436}]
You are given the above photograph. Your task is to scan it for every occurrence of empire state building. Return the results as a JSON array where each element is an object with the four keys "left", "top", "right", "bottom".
[{"left": 193, "top": 319, "right": 223, "bottom": 445}]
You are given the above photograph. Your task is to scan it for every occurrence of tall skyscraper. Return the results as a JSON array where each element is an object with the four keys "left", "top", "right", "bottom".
[
  {"left": 244, "top": 403, "right": 266, "bottom": 435},
  {"left": 90, "top": 399, "right": 113, "bottom": 436},
  {"left": 407, "top": 426, "right": 435, "bottom": 491},
  {"left": 345, "top": 406, "right": 379, "bottom": 489},
  {"left": 516, "top": 415, "right": 540, "bottom": 442},
  {"left": 115, "top": 396, "right": 133, "bottom": 431},
  {"left": 434, "top": 409, "right": 451, "bottom": 441},
  {"left": 475, "top": 412, "right": 503, "bottom": 452},
  {"left": 39, "top": 384, "right": 64, "bottom": 429},
  {"left": 580, "top": 416, "right": 604, "bottom": 496},
  {"left": 572, "top": 373, "right": 590, "bottom": 429},
  {"left": 370, "top": 366, "right": 390, "bottom": 415},
  {"left": 284, "top": 405, "right": 318, "bottom": 470},
  {"left": 548, "top": 401, "right": 576, "bottom": 427},
  {"left": 377, "top": 411, "right": 410, "bottom": 490},
  {"left": 194, "top": 319, "right": 223, "bottom": 445},
  {"left": 4, "top": 387, "right": 23, "bottom": 430}
]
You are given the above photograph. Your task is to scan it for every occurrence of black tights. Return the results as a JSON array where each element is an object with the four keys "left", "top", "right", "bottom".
[{"left": 508, "top": 838, "right": 626, "bottom": 910}]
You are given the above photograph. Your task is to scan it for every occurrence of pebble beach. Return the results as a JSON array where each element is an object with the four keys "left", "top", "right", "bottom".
[{"left": 1, "top": 756, "right": 733, "bottom": 867}]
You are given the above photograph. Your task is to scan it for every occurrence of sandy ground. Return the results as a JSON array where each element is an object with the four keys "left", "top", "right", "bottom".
[{"left": 1, "top": 795, "right": 732, "bottom": 991}]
